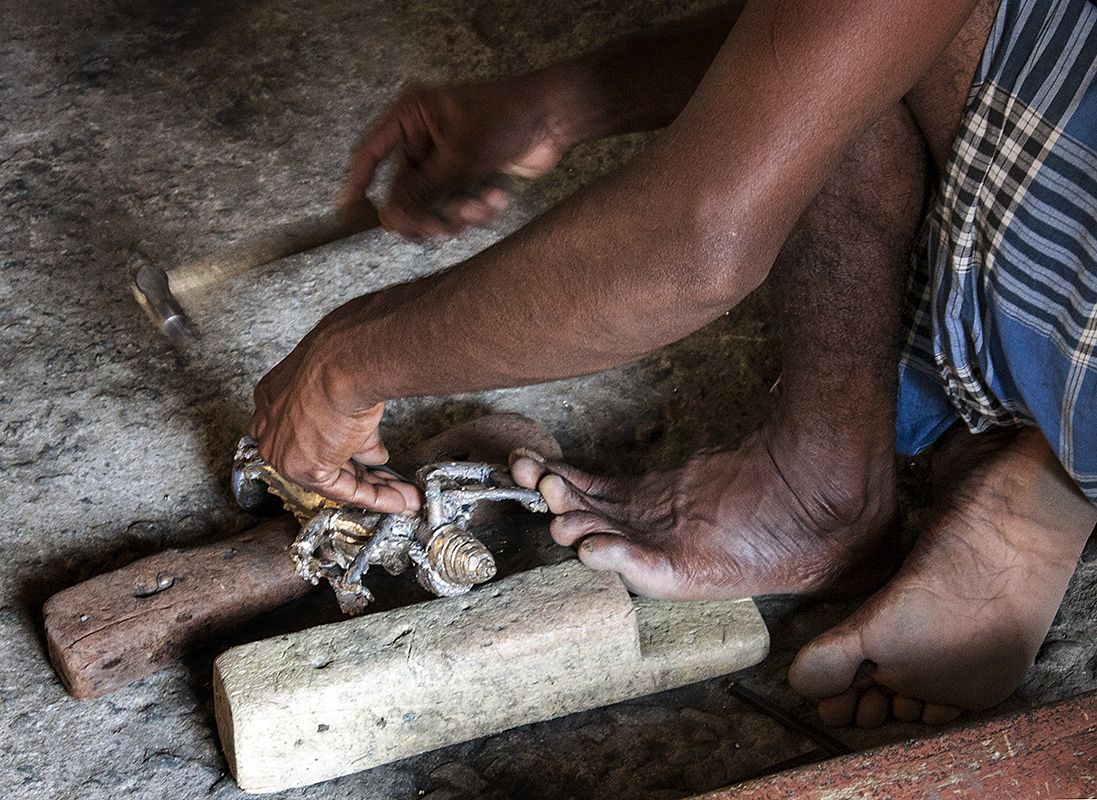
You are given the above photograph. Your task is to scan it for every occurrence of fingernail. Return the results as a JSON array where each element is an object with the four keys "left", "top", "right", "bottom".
[{"left": 511, "top": 447, "right": 545, "bottom": 463}]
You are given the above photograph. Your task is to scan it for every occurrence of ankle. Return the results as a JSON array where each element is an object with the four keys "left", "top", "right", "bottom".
[{"left": 763, "top": 411, "right": 896, "bottom": 491}]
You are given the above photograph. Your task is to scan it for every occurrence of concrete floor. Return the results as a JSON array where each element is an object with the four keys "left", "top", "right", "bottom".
[{"left": 3, "top": 0, "right": 1096, "bottom": 797}]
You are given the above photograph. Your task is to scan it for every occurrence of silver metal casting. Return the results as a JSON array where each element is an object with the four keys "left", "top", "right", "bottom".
[{"left": 232, "top": 436, "right": 548, "bottom": 614}]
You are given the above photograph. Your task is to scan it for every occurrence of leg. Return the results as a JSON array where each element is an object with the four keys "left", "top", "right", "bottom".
[
  {"left": 790, "top": 425, "right": 1097, "bottom": 726},
  {"left": 512, "top": 102, "right": 927, "bottom": 600},
  {"left": 790, "top": 0, "right": 1097, "bottom": 726}
]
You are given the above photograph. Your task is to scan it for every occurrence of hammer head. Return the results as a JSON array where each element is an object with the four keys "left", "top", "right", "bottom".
[{"left": 131, "top": 255, "right": 190, "bottom": 339}]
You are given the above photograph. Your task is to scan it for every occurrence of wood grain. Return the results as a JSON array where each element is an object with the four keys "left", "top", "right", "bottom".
[
  {"left": 696, "top": 690, "right": 1097, "bottom": 800},
  {"left": 43, "top": 413, "right": 562, "bottom": 700},
  {"left": 44, "top": 517, "right": 308, "bottom": 700}
]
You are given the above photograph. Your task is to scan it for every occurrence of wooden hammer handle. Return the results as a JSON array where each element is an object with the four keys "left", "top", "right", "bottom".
[
  {"left": 168, "top": 202, "right": 383, "bottom": 295},
  {"left": 44, "top": 518, "right": 310, "bottom": 700}
]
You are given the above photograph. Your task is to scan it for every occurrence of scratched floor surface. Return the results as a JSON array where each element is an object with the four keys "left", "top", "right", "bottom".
[{"left": 3, "top": 1, "right": 1096, "bottom": 797}]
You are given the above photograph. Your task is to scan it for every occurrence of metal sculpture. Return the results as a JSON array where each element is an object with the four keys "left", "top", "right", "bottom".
[{"left": 232, "top": 436, "right": 547, "bottom": 613}]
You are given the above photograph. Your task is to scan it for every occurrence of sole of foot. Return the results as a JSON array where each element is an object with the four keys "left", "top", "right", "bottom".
[{"left": 788, "top": 425, "right": 1097, "bottom": 727}]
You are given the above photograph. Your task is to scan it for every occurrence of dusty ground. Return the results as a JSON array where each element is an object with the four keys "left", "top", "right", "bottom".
[{"left": 3, "top": 0, "right": 1096, "bottom": 797}]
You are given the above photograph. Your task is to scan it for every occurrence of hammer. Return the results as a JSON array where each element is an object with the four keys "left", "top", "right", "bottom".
[{"left": 132, "top": 201, "right": 384, "bottom": 337}]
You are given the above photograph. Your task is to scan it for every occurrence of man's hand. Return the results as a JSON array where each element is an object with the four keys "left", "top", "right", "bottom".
[
  {"left": 248, "top": 329, "right": 421, "bottom": 512},
  {"left": 337, "top": 78, "right": 569, "bottom": 239}
]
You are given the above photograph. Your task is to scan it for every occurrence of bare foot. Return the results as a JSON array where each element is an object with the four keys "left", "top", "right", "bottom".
[
  {"left": 510, "top": 422, "right": 899, "bottom": 601},
  {"left": 789, "top": 426, "right": 1097, "bottom": 727}
]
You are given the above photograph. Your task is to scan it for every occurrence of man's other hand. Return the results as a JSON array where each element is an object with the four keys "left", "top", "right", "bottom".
[{"left": 337, "top": 78, "right": 568, "bottom": 238}]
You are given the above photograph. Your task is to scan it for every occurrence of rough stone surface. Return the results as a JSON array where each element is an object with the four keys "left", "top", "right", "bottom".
[{"left": 3, "top": 0, "right": 1096, "bottom": 798}]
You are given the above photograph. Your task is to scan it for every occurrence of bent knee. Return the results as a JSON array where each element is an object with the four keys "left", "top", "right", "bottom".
[{"left": 825, "top": 104, "right": 929, "bottom": 243}]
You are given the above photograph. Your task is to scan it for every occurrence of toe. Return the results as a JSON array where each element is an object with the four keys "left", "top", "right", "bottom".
[
  {"left": 922, "top": 703, "right": 963, "bottom": 725},
  {"left": 855, "top": 687, "right": 890, "bottom": 728},
  {"left": 576, "top": 535, "right": 681, "bottom": 598},
  {"left": 510, "top": 450, "right": 548, "bottom": 489},
  {"left": 538, "top": 474, "right": 591, "bottom": 514},
  {"left": 788, "top": 625, "right": 868, "bottom": 700},
  {"left": 892, "top": 695, "right": 924, "bottom": 722},
  {"left": 816, "top": 688, "right": 859, "bottom": 726},
  {"left": 550, "top": 511, "right": 620, "bottom": 546},
  {"left": 513, "top": 457, "right": 616, "bottom": 515},
  {"left": 536, "top": 458, "right": 607, "bottom": 495}
]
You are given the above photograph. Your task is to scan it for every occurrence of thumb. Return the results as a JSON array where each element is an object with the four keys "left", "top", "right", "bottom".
[
  {"left": 338, "top": 110, "right": 405, "bottom": 210},
  {"left": 351, "top": 414, "right": 390, "bottom": 465},
  {"left": 353, "top": 440, "right": 390, "bottom": 466},
  {"left": 349, "top": 402, "right": 390, "bottom": 465}
]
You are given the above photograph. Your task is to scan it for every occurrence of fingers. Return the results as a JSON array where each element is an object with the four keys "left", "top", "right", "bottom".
[
  {"left": 338, "top": 86, "right": 456, "bottom": 234},
  {"left": 337, "top": 100, "right": 410, "bottom": 212},
  {"left": 277, "top": 459, "right": 420, "bottom": 514},
  {"left": 293, "top": 449, "right": 422, "bottom": 513},
  {"left": 440, "top": 187, "right": 509, "bottom": 228},
  {"left": 380, "top": 146, "right": 452, "bottom": 237},
  {"left": 387, "top": 155, "right": 508, "bottom": 238},
  {"left": 247, "top": 423, "right": 420, "bottom": 514},
  {"left": 322, "top": 462, "right": 422, "bottom": 513},
  {"left": 248, "top": 357, "right": 415, "bottom": 513},
  {"left": 344, "top": 89, "right": 514, "bottom": 238},
  {"left": 380, "top": 202, "right": 461, "bottom": 239}
]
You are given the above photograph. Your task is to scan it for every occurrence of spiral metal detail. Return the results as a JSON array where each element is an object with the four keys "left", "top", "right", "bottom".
[
  {"left": 422, "top": 523, "right": 497, "bottom": 590},
  {"left": 231, "top": 436, "right": 545, "bottom": 614}
]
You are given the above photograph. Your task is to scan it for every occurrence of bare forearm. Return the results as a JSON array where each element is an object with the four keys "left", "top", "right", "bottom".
[
  {"left": 532, "top": 2, "right": 748, "bottom": 148},
  {"left": 317, "top": 161, "right": 722, "bottom": 407},
  {"left": 312, "top": 0, "right": 980, "bottom": 414}
]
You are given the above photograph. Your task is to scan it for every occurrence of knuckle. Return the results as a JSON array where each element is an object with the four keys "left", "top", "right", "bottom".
[{"left": 287, "top": 463, "right": 332, "bottom": 490}]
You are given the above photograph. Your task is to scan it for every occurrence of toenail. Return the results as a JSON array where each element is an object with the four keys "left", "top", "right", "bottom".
[{"left": 540, "top": 474, "right": 564, "bottom": 492}]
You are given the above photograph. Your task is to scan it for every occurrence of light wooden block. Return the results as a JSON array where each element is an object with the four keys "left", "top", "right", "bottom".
[{"left": 214, "top": 561, "right": 769, "bottom": 793}]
